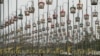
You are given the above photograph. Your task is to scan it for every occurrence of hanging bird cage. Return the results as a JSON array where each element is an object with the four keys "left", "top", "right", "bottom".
[
  {"left": 46, "top": 0, "right": 52, "bottom": 5},
  {"left": 58, "top": 28, "right": 61, "bottom": 32},
  {"left": 60, "top": 22, "right": 65, "bottom": 26},
  {"left": 95, "top": 19, "right": 99, "bottom": 25},
  {"left": 10, "top": 19, "right": 14, "bottom": 24},
  {"left": 29, "top": 7, "right": 35, "bottom": 13},
  {"left": 26, "top": 24, "right": 31, "bottom": 28},
  {"left": 39, "top": 29, "right": 42, "bottom": 32},
  {"left": 56, "top": 22, "right": 59, "bottom": 27},
  {"left": 33, "top": 23, "right": 36, "bottom": 27},
  {"left": 75, "top": 16, "right": 80, "bottom": 22},
  {"left": 68, "top": 26, "right": 72, "bottom": 30},
  {"left": 60, "top": 9, "right": 65, "bottom": 17},
  {"left": 53, "top": 12, "right": 58, "bottom": 19},
  {"left": 74, "top": 25, "right": 77, "bottom": 29},
  {"left": 35, "top": 30, "right": 37, "bottom": 33},
  {"left": 37, "top": 20, "right": 41, "bottom": 25},
  {"left": 51, "top": 24, "right": 54, "bottom": 28},
  {"left": 80, "top": 23, "right": 83, "bottom": 27},
  {"left": 77, "top": 3, "right": 83, "bottom": 10},
  {"left": 18, "top": 9, "right": 23, "bottom": 20},
  {"left": 70, "top": 6, "right": 76, "bottom": 14},
  {"left": 90, "top": 27, "right": 93, "bottom": 31},
  {"left": 46, "top": 27, "right": 49, "bottom": 30},
  {"left": 92, "top": 12, "right": 98, "bottom": 17},
  {"left": 38, "top": 1, "right": 45, "bottom": 9},
  {"left": 67, "top": 20, "right": 71, "bottom": 25},
  {"left": 25, "top": 8, "right": 30, "bottom": 16},
  {"left": 62, "top": 28, "right": 65, "bottom": 32},
  {"left": 47, "top": 16, "right": 52, "bottom": 22},
  {"left": 13, "top": 16, "right": 18, "bottom": 21},
  {"left": 86, "top": 21, "right": 90, "bottom": 26},
  {"left": 91, "top": 0, "right": 98, "bottom": 5},
  {"left": 42, "top": 27, "right": 45, "bottom": 31},
  {"left": 84, "top": 14, "right": 89, "bottom": 20},
  {"left": 41, "top": 18, "right": 45, "bottom": 23},
  {"left": 0, "top": 0, "right": 3, "bottom": 4},
  {"left": 63, "top": 32, "right": 66, "bottom": 35}
]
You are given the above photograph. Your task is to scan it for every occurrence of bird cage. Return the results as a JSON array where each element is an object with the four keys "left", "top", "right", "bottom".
[
  {"left": 46, "top": 0, "right": 52, "bottom": 5},
  {"left": 18, "top": 9, "right": 23, "bottom": 20},
  {"left": 77, "top": 3, "right": 83, "bottom": 10},
  {"left": 83, "top": 27, "right": 86, "bottom": 31},
  {"left": 37, "top": 20, "right": 41, "bottom": 25},
  {"left": 39, "top": 29, "right": 42, "bottom": 32},
  {"left": 68, "top": 26, "right": 72, "bottom": 30},
  {"left": 47, "top": 16, "right": 52, "bottom": 22},
  {"left": 50, "top": 31, "right": 53, "bottom": 34},
  {"left": 35, "top": 30, "right": 37, "bottom": 33},
  {"left": 42, "top": 27, "right": 45, "bottom": 31},
  {"left": 70, "top": 6, "right": 76, "bottom": 14},
  {"left": 38, "top": 1, "right": 45, "bottom": 9},
  {"left": 60, "top": 9, "right": 65, "bottom": 17},
  {"left": 95, "top": 19, "right": 99, "bottom": 25},
  {"left": 51, "top": 24, "right": 54, "bottom": 28},
  {"left": 90, "top": 27, "right": 93, "bottom": 31},
  {"left": 92, "top": 12, "right": 98, "bottom": 17},
  {"left": 26, "top": 24, "right": 31, "bottom": 28},
  {"left": 53, "top": 12, "right": 58, "bottom": 19},
  {"left": 0, "top": 0, "right": 3, "bottom": 4},
  {"left": 91, "top": 0, "right": 98, "bottom": 5},
  {"left": 60, "top": 22, "right": 65, "bottom": 26},
  {"left": 63, "top": 32, "right": 66, "bottom": 35},
  {"left": 10, "top": 19, "right": 14, "bottom": 24},
  {"left": 58, "top": 28, "right": 61, "bottom": 32},
  {"left": 13, "top": 16, "right": 18, "bottom": 21},
  {"left": 62, "top": 28, "right": 65, "bottom": 32},
  {"left": 33, "top": 23, "right": 36, "bottom": 27},
  {"left": 24, "top": 8, "right": 30, "bottom": 16},
  {"left": 41, "top": 18, "right": 45, "bottom": 23},
  {"left": 80, "top": 23, "right": 83, "bottom": 27},
  {"left": 56, "top": 22, "right": 59, "bottom": 27},
  {"left": 86, "top": 21, "right": 90, "bottom": 26},
  {"left": 75, "top": 16, "right": 80, "bottom": 22},
  {"left": 67, "top": 20, "right": 71, "bottom": 25},
  {"left": 84, "top": 14, "right": 89, "bottom": 20},
  {"left": 46, "top": 27, "right": 49, "bottom": 30},
  {"left": 74, "top": 25, "right": 77, "bottom": 29},
  {"left": 29, "top": 6, "right": 35, "bottom": 13}
]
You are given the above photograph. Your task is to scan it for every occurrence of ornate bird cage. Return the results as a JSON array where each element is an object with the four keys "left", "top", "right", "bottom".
[
  {"left": 60, "top": 9, "right": 65, "bottom": 17},
  {"left": 80, "top": 23, "right": 83, "bottom": 27},
  {"left": 51, "top": 23, "right": 54, "bottom": 28},
  {"left": 46, "top": 0, "right": 52, "bottom": 5},
  {"left": 74, "top": 25, "right": 77, "bottom": 29},
  {"left": 58, "top": 28, "right": 61, "bottom": 32},
  {"left": 60, "top": 22, "right": 65, "bottom": 26},
  {"left": 18, "top": 9, "right": 23, "bottom": 20},
  {"left": 62, "top": 28, "right": 65, "bottom": 32},
  {"left": 47, "top": 16, "right": 52, "bottom": 22},
  {"left": 26, "top": 24, "right": 31, "bottom": 29},
  {"left": 84, "top": 14, "right": 89, "bottom": 20},
  {"left": 77, "top": 3, "right": 83, "bottom": 10},
  {"left": 24, "top": 8, "right": 30, "bottom": 16},
  {"left": 38, "top": 1, "right": 45, "bottom": 9},
  {"left": 46, "top": 27, "right": 49, "bottom": 30},
  {"left": 35, "top": 30, "right": 37, "bottom": 33},
  {"left": 70, "top": 6, "right": 76, "bottom": 14},
  {"left": 75, "top": 16, "right": 80, "bottom": 22},
  {"left": 53, "top": 12, "right": 58, "bottom": 19},
  {"left": 67, "top": 20, "right": 71, "bottom": 25},
  {"left": 92, "top": 12, "right": 98, "bottom": 17},
  {"left": 95, "top": 19, "right": 99, "bottom": 25},
  {"left": 86, "top": 21, "right": 90, "bottom": 26},
  {"left": 68, "top": 26, "right": 72, "bottom": 30},
  {"left": 0, "top": 0, "right": 3, "bottom": 4},
  {"left": 33, "top": 23, "right": 36, "bottom": 27},
  {"left": 91, "top": 0, "right": 98, "bottom": 5}
]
